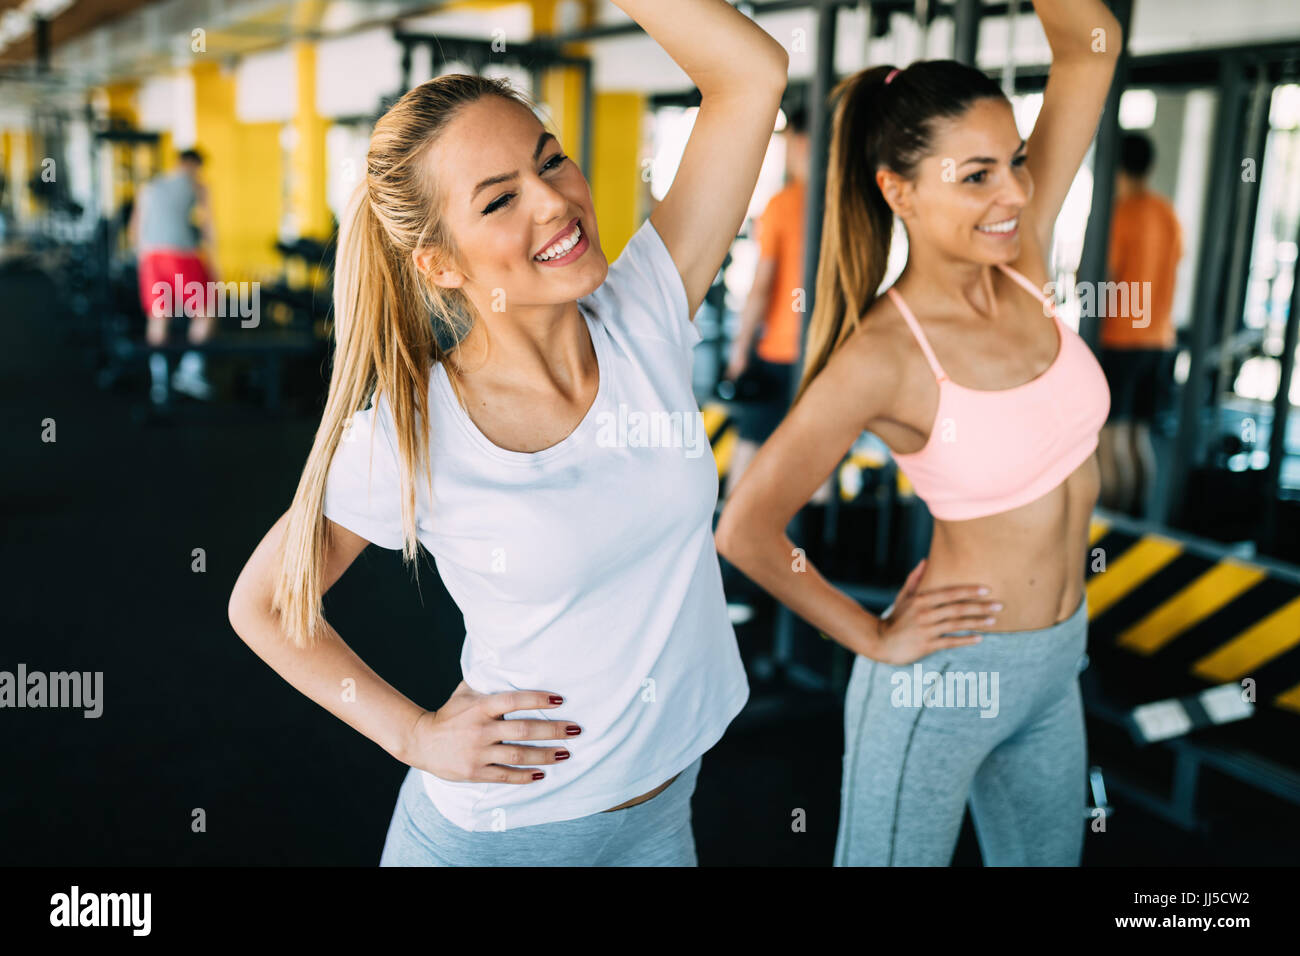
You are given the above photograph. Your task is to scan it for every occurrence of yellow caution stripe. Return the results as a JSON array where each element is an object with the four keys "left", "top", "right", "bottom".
[
  {"left": 1088, "top": 511, "right": 1300, "bottom": 715},
  {"left": 1085, "top": 534, "right": 1183, "bottom": 618},
  {"left": 700, "top": 401, "right": 729, "bottom": 442},
  {"left": 712, "top": 424, "right": 738, "bottom": 480},
  {"left": 1190, "top": 596, "right": 1300, "bottom": 682},
  {"left": 700, "top": 401, "right": 737, "bottom": 479},
  {"left": 1274, "top": 682, "right": 1300, "bottom": 714},
  {"left": 1117, "top": 559, "right": 1269, "bottom": 655},
  {"left": 1088, "top": 516, "right": 1110, "bottom": 547}
]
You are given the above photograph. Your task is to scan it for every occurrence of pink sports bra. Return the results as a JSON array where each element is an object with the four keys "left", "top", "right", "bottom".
[{"left": 885, "top": 263, "right": 1111, "bottom": 521}]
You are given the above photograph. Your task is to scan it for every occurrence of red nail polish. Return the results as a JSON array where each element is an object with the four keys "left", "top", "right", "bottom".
[
  {"left": 549, "top": 695, "right": 564, "bottom": 704},
  {"left": 565, "top": 725, "right": 581, "bottom": 735},
  {"left": 555, "top": 750, "right": 570, "bottom": 760},
  {"left": 532, "top": 771, "right": 545, "bottom": 780}
]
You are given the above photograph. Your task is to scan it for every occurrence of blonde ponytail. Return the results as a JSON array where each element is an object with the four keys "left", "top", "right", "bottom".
[{"left": 269, "top": 74, "right": 539, "bottom": 648}]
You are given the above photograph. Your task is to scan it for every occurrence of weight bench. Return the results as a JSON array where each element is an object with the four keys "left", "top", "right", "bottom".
[{"left": 110, "top": 327, "right": 322, "bottom": 412}]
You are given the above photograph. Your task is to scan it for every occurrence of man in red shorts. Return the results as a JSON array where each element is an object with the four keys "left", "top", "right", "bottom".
[{"left": 129, "top": 148, "right": 217, "bottom": 403}]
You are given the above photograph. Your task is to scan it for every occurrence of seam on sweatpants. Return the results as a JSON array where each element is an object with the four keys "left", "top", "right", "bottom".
[
  {"left": 840, "top": 657, "right": 877, "bottom": 860},
  {"left": 888, "top": 657, "right": 951, "bottom": 866}
]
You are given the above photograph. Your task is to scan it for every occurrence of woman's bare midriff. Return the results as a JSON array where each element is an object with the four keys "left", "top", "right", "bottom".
[
  {"left": 601, "top": 772, "right": 681, "bottom": 812},
  {"left": 918, "top": 453, "right": 1101, "bottom": 632}
]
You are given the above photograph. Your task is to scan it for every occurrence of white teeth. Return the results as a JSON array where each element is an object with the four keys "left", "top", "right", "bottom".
[
  {"left": 535, "top": 223, "right": 582, "bottom": 261},
  {"left": 977, "top": 217, "right": 1018, "bottom": 234}
]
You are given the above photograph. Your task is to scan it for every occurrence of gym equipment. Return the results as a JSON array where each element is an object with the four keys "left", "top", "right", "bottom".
[{"left": 1081, "top": 507, "right": 1300, "bottom": 830}]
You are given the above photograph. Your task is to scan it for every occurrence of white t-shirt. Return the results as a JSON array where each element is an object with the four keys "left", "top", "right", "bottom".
[{"left": 322, "top": 217, "right": 749, "bottom": 831}]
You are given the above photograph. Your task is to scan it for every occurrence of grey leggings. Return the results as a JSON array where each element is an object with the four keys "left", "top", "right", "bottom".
[
  {"left": 834, "top": 593, "right": 1090, "bottom": 866},
  {"left": 379, "top": 756, "right": 703, "bottom": 866}
]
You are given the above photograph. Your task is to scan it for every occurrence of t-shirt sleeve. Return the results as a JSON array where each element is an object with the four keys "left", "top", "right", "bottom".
[
  {"left": 321, "top": 395, "right": 406, "bottom": 550},
  {"left": 604, "top": 215, "right": 702, "bottom": 351}
]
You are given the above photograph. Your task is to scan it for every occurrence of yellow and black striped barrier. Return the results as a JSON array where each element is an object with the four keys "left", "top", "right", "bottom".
[
  {"left": 701, "top": 400, "right": 736, "bottom": 478},
  {"left": 1085, "top": 509, "right": 1300, "bottom": 715}
]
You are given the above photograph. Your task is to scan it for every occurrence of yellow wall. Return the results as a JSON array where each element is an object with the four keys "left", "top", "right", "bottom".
[
  {"left": 590, "top": 92, "right": 642, "bottom": 259},
  {"left": 158, "top": 131, "right": 174, "bottom": 173},
  {"left": 191, "top": 61, "right": 282, "bottom": 283},
  {"left": 0, "top": 130, "right": 9, "bottom": 200},
  {"left": 104, "top": 81, "right": 138, "bottom": 125},
  {"left": 8, "top": 131, "right": 35, "bottom": 221},
  {"left": 290, "top": 41, "right": 329, "bottom": 239},
  {"left": 532, "top": 0, "right": 640, "bottom": 256}
]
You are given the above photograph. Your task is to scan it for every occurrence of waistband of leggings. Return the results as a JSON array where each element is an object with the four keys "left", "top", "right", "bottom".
[{"left": 967, "top": 590, "right": 1087, "bottom": 641}]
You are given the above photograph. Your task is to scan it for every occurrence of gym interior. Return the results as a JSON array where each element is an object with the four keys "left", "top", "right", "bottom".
[{"left": 2, "top": 0, "right": 1300, "bottom": 870}]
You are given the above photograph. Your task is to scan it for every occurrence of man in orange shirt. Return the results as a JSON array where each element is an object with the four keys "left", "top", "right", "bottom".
[
  {"left": 724, "top": 106, "right": 808, "bottom": 500},
  {"left": 1098, "top": 132, "right": 1182, "bottom": 519}
]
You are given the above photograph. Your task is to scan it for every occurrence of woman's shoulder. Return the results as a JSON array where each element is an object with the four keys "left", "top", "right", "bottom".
[
  {"left": 824, "top": 294, "right": 911, "bottom": 388},
  {"left": 586, "top": 217, "right": 699, "bottom": 353}
]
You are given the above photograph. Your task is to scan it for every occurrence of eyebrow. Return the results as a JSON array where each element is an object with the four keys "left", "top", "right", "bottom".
[
  {"left": 470, "top": 132, "right": 557, "bottom": 202},
  {"left": 959, "top": 139, "right": 1027, "bottom": 168}
]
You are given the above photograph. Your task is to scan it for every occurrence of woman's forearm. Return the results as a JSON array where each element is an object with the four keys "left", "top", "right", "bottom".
[
  {"left": 229, "top": 602, "right": 426, "bottom": 765},
  {"left": 720, "top": 526, "right": 882, "bottom": 659},
  {"left": 1033, "top": 0, "right": 1122, "bottom": 60},
  {"left": 611, "top": 0, "right": 788, "bottom": 97}
]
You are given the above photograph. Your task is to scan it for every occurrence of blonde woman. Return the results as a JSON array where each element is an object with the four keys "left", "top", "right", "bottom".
[
  {"left": 717, "top": 0, "right": 1118, "bottom": 866},
  {"left": 227, "top": 0, "right": 788, "bottom": 866}
]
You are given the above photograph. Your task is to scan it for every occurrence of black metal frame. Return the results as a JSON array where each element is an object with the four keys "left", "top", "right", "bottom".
[{"left": 392, "top": 32, "right": 594, "bottom": 180}]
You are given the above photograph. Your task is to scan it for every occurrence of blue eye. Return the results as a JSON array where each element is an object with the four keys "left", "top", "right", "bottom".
[{"left": 482, "top": 153, "right": 569, "bottom": 214}]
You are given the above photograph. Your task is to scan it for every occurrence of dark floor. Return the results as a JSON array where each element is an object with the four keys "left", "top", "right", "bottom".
[{"left": 1, "top": 264, "right": 1295, "bottom": 866}]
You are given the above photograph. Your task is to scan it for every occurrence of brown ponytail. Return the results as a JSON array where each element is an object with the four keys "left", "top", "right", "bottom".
[{"left": 793, "top": 60, "right": 1006, "bottom": 405}]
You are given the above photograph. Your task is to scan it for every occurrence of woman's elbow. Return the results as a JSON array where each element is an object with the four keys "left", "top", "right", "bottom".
[
  {"left": 714, "top": 505, "right": 750, "bottom": 566},
  {"left": 766, "top": 42, "right": 790, "bottom": 82},
  {"left": 227, "top": 576, "right": 269, "bottom": 638},
  {"left": 227, "top": 585, "right": 253, "bottom": 635}
]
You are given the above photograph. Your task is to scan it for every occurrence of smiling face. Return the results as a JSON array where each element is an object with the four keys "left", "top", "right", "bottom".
[
  {"left": 418, "top": 95, "right": 608, "bottom": 315},
  {"left": 877, "top": 97, "right": 1033, "bottom": 265}
]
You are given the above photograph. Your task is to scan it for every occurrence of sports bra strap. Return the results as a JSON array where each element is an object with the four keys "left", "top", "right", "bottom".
[
  {"left": 886, "top": 286, "right": 948, "bottom": 383},
  {"left": 996, "top": 262, "right": 1057, "bottom": 315}
]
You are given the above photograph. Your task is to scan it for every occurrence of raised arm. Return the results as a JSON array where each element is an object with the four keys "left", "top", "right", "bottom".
[
  {"left": 611, "top": 0, "right": 789, "bottom": 319},
  {"left": 1023, "top": 0, "right": 1122, "bottom": 256}
]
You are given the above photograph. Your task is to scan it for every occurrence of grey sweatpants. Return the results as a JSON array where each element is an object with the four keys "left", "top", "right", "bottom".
[
  {"left": 379, "top": 755, "right": 703, "bottom": 866},
  {"left": 834, "top": 593, "right": 1090, "bottom": 866}
]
